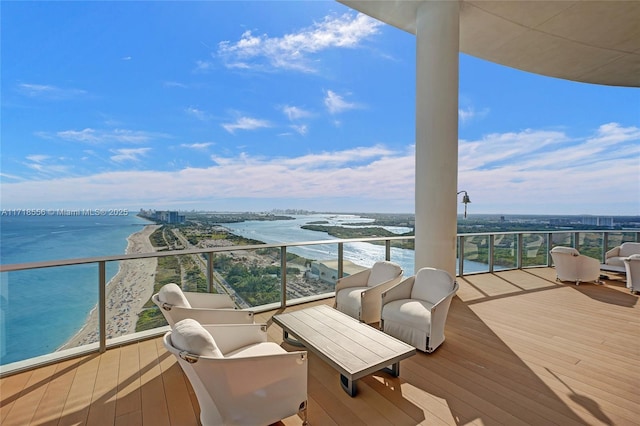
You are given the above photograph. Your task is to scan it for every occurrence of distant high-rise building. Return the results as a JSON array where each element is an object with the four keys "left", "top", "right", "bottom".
[
  {"left": 138, "top": 209, "right": 185, "bottom": 224},
  {"left": 581, "top": 216, "right": 614, "bottom": 228}
]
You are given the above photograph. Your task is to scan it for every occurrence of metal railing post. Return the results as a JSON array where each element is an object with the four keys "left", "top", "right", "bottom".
[
  {"left": 547, "top": 233, "right": 553, "bottom": 266},
  {"left": 99, "top": 261, "right": 106, "bottom": 353},
  {"left": 602, "top": 232, "right": 609, "bottom": 263},
  {"left": 458, "top": 235, "right": 464, "bottom": 277},
  {"left": 517, "top": 233, "right": 523, "bottom": 269},
  {"left": 207, "top": 253, "right": 214, "bottom": 293},
  {"left": 281, "top": 246, "right": 287, "bottom": 308},
  {"left": 338, "top": 243, "right": 344, "bottom": 279},
  {"left": 385, "top": 240, "right": 391, "bottom": 261},
  {"left": 488, "top": 234, "right": 495, "bottom": 273}
]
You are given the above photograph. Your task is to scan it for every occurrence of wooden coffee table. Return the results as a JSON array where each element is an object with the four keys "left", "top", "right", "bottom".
[{"left": 272, "top": 304, "right": 416, "bottom": 397}]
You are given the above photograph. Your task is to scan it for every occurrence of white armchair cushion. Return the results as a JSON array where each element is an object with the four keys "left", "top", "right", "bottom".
[
  {"left": 410, "top": 268, "right": 456, "bottom": 303},
  {"left": 382, "top": 299, "right": 434, "bottom": 330},
  {"left": 226, "top": 342, "right": 286, "bottom": 358},
  {"left": 368, "top": 261, "right": 403, "bottom": 287},
  {"left": 159, "top": 283, "right": 191, "bottom": 308},
  {"left": 171, "top": 318, "right": 223, "bottom": 358}
]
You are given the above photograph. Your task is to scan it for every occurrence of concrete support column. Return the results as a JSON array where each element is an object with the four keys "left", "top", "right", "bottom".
[{"left": 414, "top": 1, "right": 460, "bottom": 276}]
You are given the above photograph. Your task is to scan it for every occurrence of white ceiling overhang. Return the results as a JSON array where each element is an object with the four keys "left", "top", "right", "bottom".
[{"left": 339, "top": 0, "right": 640, "bottom": 87}]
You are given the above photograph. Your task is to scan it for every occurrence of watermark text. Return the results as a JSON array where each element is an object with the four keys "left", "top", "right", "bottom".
[{"left": 1, "top": 208, "right": 130, "bottom": 217}]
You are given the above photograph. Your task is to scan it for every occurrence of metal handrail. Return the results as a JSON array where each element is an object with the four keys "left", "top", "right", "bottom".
[{"left": 1, "top": 229, "right": 637, "bottom": 376}]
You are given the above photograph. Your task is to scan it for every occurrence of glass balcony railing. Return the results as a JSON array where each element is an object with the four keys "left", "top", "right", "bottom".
[{"left": 1, "top": 229, "right": 637, "bottom": 375}]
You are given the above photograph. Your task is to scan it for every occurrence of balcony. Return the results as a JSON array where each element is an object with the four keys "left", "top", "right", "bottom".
[
  {"left": 1, "top": 231, "right": 638, "bottom": 424},
  {"left": 1, "top": 267, "right": 637, "bottom": 425}
]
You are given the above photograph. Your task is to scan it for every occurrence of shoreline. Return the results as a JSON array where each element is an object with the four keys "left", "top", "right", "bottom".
[{"left": 59, "top": 224, "right": 161, "bottom": 350}]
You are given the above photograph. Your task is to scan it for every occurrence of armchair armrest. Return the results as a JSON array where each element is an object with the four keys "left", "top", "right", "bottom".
[
  {"left": 184, "top": 292, "right": 236, "bottom": 308},
  {"left": 169, "top": 306, "right": 254, "bottom": 326},
  {"left": 335, "top": 269, "right": 371, "bottom": 293},
  {"left": 201, "top": 323, "right": 268, "bottom": 354},
  {"left": 359, "top": 275, "right": 404, "bottom": 324},
  {"left": 381, "top": 276, "right": 414, "bottom": 305},
  {"left": 429, "top": 281, "right": 460, "bottom": 347},
  {"left": 429, "top": 281, "right": 459, "bottom": 332},
  {"left": 605, "top": 246, "right": 620, "bottom": 261}
]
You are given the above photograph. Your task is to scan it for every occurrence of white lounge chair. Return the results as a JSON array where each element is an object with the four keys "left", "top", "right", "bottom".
[
  {"left": 152, "top": 283, "right": 254, "bottom": 327},
  {"left": 164, "top": 318, "right": 308, "bottom": 426},
  {"left": 381, "top": 267, "right": 458, "bottom": 353},
  {"left": 606, "top": 242, "right": 640, "bottom": 269},
  {"left": 550, "top": 246, "right": 601, "bottom": 285},
  {"left": 624, "top": 254, "right": 640, "bottom": 294},
  {"left": 334, "top": 260, "right": 403, "bottom": 324}
]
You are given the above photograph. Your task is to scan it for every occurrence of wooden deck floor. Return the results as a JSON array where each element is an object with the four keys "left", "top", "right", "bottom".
[{"left": 1, "top": 268, "right": 638, "bottom": 425}]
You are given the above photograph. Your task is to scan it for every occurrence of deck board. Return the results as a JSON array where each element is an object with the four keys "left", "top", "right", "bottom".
[{"left": 1, "top": 269, "right": 638, "bottom": 426}]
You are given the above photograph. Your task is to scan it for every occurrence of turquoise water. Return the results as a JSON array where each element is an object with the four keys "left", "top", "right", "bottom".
[
  {"left": 225, "top": 214, "right": 488, "bottom": 275},
  {"left": 0, "top": 214, "right": 150, "bottom": 365},
  {"left": 226, "top": 214, "right": 417, "bottom": 271}
]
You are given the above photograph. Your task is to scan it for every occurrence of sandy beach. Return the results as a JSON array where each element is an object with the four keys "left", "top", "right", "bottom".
[{"left": 59, "top": 224, "right": 161, "bottom": 350}]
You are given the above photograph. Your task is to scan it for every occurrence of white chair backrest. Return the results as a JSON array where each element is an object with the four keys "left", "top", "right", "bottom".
[
  {"left": 159, "top": 283, "right": 191, "bottom": 308},
  {"left": 170, "top": 318, "right": 223, "bottom": 358},
  {"left": 620, "top": 242, "right": 640, "bottom": 257},
  {"left": 551, "top": 246, "right": 580, "bottom": 257},
  {"left": 411, "top": 268, "right": 455, "bottom": 304},
  {"left": 367, "top": 261, "right": 403, "bottom": 287}
]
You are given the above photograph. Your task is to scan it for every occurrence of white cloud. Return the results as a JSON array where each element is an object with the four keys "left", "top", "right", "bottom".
[
  {"left": 282, "top": 105, "right": 311, "bottom": 121},
  {"left": 457, "top": 123, "right": 640, "bottom": 214},
  {"left": 17, "top": 83, "right": 87, "bottom": 99},
  {"left": 217, "top": 12, "right": 382, "bottom": 72},
  {"left": 51, "top": 128, "right": 169, "bottom": 144},
  {"left": 458, "top": 106, "right": 489, "bottom": 124},
  {"left": 180, "top": 142, "right": 213, "bottom": 150},
  {"left": 25, "top": 155, "right": 50, "bottom": 163},
  {"left": 222, "top": 116, "right": 272, "bottom": 134},
  {"left": 194, "top": 60, "right": 214, "bottom": 72},
  {"left": 164, "top": 81, "right": 188, "bottom": 88},
  {"left": 110, "top": 148, "right": 151, "bottom": 163},
  {"left": 21, "top": 155, "right": 72, "bottom": 176},
  {"left": 2, "top": 145, "right": 411, "bottom": 210},
  {"left": 290, "top": 124, "right": 308, "bottom": 135},
  {"left": 56, "top": 128, "right": 101, "bottom": 143},
  {"left": 185, "top": 107, "right": 209, "bottom": 121},
  {"left": 324, "top": 90, "right": 359, "bottom": 114},
  {"left": 2, "top": 123, "right": 638, "bottom": 215}
]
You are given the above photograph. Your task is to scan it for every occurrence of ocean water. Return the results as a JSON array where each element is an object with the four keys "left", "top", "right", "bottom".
[{"left": 0, "top": 214, "right": 150, "bottom": 365}]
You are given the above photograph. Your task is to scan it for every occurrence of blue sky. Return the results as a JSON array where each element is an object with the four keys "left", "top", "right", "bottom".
[{"left": 1, "top": 1, "right": 639, "bottom": 216}]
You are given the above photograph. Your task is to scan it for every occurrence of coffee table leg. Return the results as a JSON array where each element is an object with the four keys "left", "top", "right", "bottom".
[
  {"left": 282, "top": 330, "right": 305, "bottom": 347},
  {"left": 382, "top": 362, "right": 400, "bottom": 377},
  {"left": 340, "top": 374, "right": 357, "bottom": 397}
]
